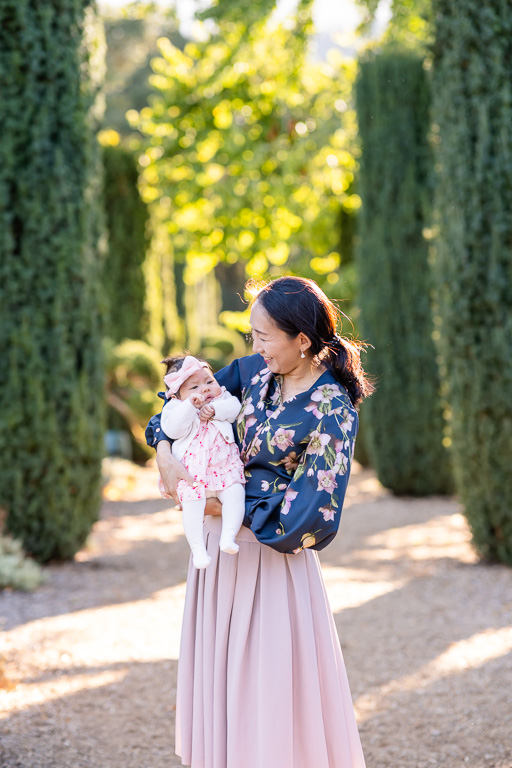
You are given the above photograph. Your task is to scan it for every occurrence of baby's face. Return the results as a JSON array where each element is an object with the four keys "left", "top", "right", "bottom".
[{"left": 179, "top": 366, "right": 222, "bottom": 403}]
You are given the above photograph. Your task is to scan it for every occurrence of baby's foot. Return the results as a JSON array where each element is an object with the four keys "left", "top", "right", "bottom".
[
  {"left": 220, "top": 538, "right": 239, "bottom": 555},
  {"left": 192, "top": 551, "right": 212, "bottom": 569}
]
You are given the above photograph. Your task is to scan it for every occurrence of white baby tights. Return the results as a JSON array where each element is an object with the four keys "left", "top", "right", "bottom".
[{"left": 181, "top": 482, "right": 245, "bottom": 569}]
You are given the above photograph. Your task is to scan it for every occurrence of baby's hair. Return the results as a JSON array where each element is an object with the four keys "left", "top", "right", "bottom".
[{"left": 161, "top": 354, "right": 212, "bottom": 392}]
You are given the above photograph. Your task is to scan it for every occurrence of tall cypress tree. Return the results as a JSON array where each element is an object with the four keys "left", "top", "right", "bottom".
[
  {"left": 432, "top": 1, "right": 512, "bottom": 562},
  {"left": 0, "top": 1, "right": 105, "bottom": 561},
  {"left": 102, "top": 144, "right": 148, "bottom": 342},
  {"left": 356, "top": 50, "right": 452, "bottom": 495}
]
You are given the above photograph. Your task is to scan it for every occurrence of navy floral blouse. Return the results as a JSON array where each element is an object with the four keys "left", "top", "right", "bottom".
[{"left": 146, "top": 354, "right": 359, "bottom": 555}]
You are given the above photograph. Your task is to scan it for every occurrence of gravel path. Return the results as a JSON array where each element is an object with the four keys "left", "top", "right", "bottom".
[{"left": 1, "top": 460, "right": 511, "bottom": 768}]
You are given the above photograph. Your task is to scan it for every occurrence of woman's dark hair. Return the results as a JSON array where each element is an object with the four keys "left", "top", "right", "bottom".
[{"left": 250, "top": 276, "right": 374, "bottom": 407}]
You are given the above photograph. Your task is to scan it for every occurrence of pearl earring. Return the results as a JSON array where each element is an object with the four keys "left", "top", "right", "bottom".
[{"left": 300, "top": 350, "right": 305, "bottom": 359}]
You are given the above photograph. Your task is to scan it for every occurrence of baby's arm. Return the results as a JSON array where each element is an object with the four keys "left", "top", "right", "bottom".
[
  {"left": 211, "top": 390, "right": 242, "bottom": 423},
  {"left": 161, "top": 397, "right": 199, "bottom": 440}
]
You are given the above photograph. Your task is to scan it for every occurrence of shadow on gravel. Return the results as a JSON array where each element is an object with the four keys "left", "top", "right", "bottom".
[
  {"left": 0, "top": 658, "right": 182, "bottom": 768},
  {"left": 321, "top": 494, "right": 512, "bottom": 768},
  {"left": 3, "top": 466, "right": 512, "bottom": 768},
  {"left": 2, "top": 499, "right": 191, "bottom": 632}
]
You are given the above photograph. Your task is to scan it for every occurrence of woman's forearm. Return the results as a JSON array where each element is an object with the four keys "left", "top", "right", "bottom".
[
  {"left": 155, "top": 434, "right": 221, "bottom": 516},
  {"left": 156, "top": 443, "right": 194, "bottom": 502},
  {"left": 156, "top": 439, "right": 172, "bottom": 460}
]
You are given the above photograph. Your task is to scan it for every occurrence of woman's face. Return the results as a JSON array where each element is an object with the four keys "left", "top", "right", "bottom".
[{"left": 250, "top": 300, "right": 305, "bottom": 375}]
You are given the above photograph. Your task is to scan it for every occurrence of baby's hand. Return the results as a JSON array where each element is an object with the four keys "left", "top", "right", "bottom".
[
  {"left": 199, "top": 404, "right": 215, "bottom": 421},
  {"left": 190, "top": 393, "right": 205, "bottom": 408}
]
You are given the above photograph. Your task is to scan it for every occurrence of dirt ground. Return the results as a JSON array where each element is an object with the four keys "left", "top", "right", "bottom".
[{"left": 1, "top": 459, "right": 511, "bottom": 768}]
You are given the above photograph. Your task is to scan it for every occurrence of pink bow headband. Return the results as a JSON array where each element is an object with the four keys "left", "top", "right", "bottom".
[{"left": 164, "top": 356, "right": 209, "bottom": 397}]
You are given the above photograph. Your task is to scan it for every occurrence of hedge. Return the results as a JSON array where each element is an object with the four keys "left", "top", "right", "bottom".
[
  {"left": 432, "top": 0, "right": 512, "bottom": 562},
  {"left": 102, "top": 144, "right": 148, "bottom": 342},
  {"left": 356, "top": 50, "right": 452, "bottom": 495},
  {"left": 0, "top": 0, "right": 105, "bottom": 561}
]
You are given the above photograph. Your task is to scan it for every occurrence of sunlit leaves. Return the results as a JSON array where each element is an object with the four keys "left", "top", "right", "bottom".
[
  {"left": 357, "top": 0, "right": 434, "bottom": 49},
  {"left": 310, "top": 253, "right": 341, "bottom": 274},
  {"left": 133, "top": 12, "right": 358, "bottom": 287}
]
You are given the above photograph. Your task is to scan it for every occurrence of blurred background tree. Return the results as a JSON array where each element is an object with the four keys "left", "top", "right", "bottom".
[
  {"left": 356, "top": 49, "right": 451, "bottom": 495},
  {"left": 98, "top": 6, "right": 184, "bottom": 457},
  {"left": 128, "top": 0, "right": 361, "bottom": 353},
  {"left": 356, "top": 0, "right": 512, "bottom": 562},
  {"left": 101, "top": 140, "right": 149, "bottom": 342},
  {"left": 197, "top": 0, "right": 278, "bottom": 25},
  {"left": 102, "top": 5, "right": 186, "bottom": 136},
  {"left": 431, "top": 0, "right": 512, "bottom": 563},
  {"left": 1, "top": 0, "right": 509, "bottom": 567},
  {"left": 0, "top": 0, "right": 106, "bottom": 562},
  {"left": 356, "top": 0, "right": 433, "bottom": 48},
  {"left": 104, "top": 338, "right": 163, "bottom": 461}
]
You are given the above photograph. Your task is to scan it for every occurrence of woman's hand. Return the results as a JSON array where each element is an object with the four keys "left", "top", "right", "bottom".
[
  {"left": 204, "top": 497, "right": 222, "bottom": 516},
  {"left": 283, "top": 451, "right": 299, "bottom": 473},
  {"left": 156, "top": 441, "right": 195, "bottom": 506}
]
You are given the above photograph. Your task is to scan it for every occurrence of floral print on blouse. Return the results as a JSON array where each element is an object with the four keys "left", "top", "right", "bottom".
[{"left": 146, "top": 354, "right": 358, "bottom": 555}]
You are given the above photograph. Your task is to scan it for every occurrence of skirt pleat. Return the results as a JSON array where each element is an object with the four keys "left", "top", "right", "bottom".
[
  {"left": 286, "top": 553, "right": 332, "bottom": 768},
  {"left": 175, "top": 516, "right": 366, "bottom": 768}
]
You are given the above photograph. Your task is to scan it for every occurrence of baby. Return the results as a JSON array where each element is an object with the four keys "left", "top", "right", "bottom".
[{"left": 158, "top": 355, "right": 246, "bottom": 569}]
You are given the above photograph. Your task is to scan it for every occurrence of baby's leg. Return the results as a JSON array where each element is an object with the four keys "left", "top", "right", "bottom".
[
  {"left": 217, "top": 483, "right": 245, "bottom": 555},
  {"left": 181, "top": 498, "right": 211, "bottom": 569}
]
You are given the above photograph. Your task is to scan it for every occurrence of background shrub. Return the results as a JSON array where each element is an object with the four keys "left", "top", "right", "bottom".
[
  {"left": 431, "top": 0, "right": 512, "bottom": 561},
  {"left": 102, "top": 143, "right": 149, "bottom": 342},
  {"left": 356, "top": 50, "right": 452, "bottom": 495},
  {"left": 0, "top": 0, "right": 105, "bottom": 561}
]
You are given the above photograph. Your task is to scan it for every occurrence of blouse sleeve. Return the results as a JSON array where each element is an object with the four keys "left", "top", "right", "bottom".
[
  {"left": 145, "top": 407, "right": 170, "bottom": 449},
  {"left": 161, "top": 397, "right": 197, "bottom": 440},
  {"left": 145, "top": 354, "right": 263, "bottom": 449},
  {"left": 214, "top": 354, "right": 263, "bottom": 399},
  {"left": 244, "top": 404, "right": 359, "bottom": 554}
]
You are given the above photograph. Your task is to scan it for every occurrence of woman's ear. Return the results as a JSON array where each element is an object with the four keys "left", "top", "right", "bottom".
[{"left": 299, "top": 333, "right": 312, "bottom": 351}]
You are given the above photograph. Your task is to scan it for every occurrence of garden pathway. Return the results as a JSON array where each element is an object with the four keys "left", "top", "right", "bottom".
[{"left": 1, "top": 460, "right": 511, "bottom": 768}]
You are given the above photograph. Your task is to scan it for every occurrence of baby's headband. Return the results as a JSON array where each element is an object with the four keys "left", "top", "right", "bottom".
[{"left": 164, "top": 356, "right": 209, "bottom": 397}]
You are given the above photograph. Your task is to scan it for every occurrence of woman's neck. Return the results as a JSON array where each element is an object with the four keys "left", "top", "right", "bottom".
[{"left": 280, "top": 360, "right": 325, "bottom": 399}]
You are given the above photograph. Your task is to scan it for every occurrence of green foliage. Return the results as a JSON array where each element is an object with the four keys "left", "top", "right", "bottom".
[
  {"left": 200, "top": 325, "right": 249, "bottom": 369},
  {"left": 103, "top": 9, "right": 186, "bottom": 136},
  {"left": 105, "top": 339, "right": 164, "bottom": 461},
  {"left": 0, "top": 528, "right": 45, "bottom": 591},
  {"left": 128, "top": 9, "right": 360, "bottom": 349},
  {"left": 353, "top": 407, "right": 372, "bottom": 467},
  {"left": 198, "top": 0, "right": 278, "bottom": 25},
  {"left": 431, "top": 1, "right": 512, "bottom": 562},
  {"left": 102, "top": 143, "right": 149, "bottom": 342},
  {"left": 356, "top": 50, "right": 452, "bottom": 495},
  {"left": 0, "top": 0, "right": 105, "bottom": 561},
  {"left": 357, "top": 0, "right": 434, "bottom": 49},
  {"left": 104, "top": 332, "right": 248, "bottom": 462}
]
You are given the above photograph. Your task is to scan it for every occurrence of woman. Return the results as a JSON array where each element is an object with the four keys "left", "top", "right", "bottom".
[{"left": 147, "top": 276, "right": 374, "bottom": 768}]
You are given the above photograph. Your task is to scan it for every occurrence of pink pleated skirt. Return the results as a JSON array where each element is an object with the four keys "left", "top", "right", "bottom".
[{"left": 175, "top": 515, "right": 366, "bottom": 768}]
